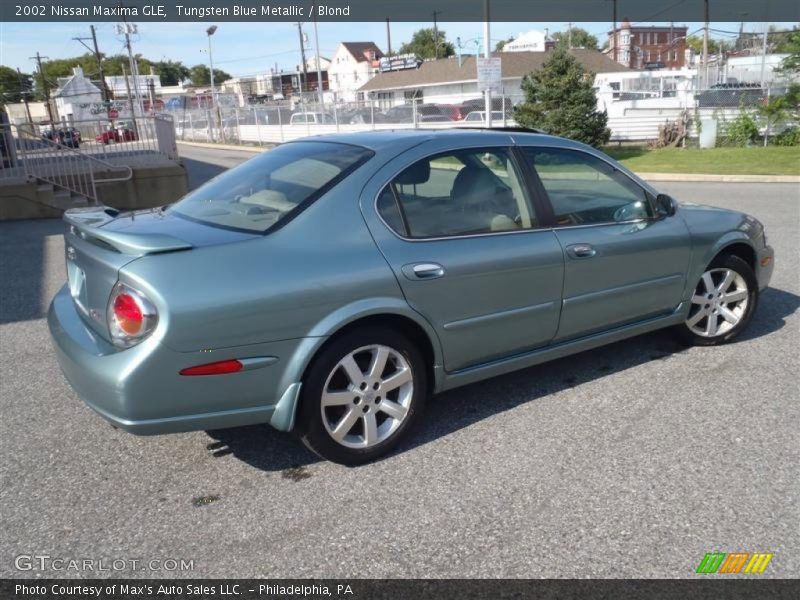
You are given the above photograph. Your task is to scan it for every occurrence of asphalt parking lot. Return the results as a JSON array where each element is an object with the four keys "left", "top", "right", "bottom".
[{"left": 1, "top": 146, "right": 797, "bottom": 578}]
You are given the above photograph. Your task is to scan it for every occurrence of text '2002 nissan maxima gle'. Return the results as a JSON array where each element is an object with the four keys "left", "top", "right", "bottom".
[{"left": 48, "top": 130, "right": 774, "bottom": 464}]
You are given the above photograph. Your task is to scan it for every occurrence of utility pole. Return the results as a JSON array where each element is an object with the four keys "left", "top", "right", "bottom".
[
  {"left": 296, "top": 22, "right": 308, "bottom": 98},
  {"left": 433, "top": 11, "right": 441, "bottom": 59},
  {"left": 483, "top": 0, "right": 492, "bottom": 128},
  {"left": 122, "top": 64, "right": 138, "bottom": 135},
  {"left": 30, "top": 52, "right": 55, "bottom": 124},
  {"left": 386, "top": 18, "right": 392, "bottom": 55},
  {"left": 568, "top": 22, "right": 573, "bottom": 49},
  {"left": 760, "top": 21, "right": 769, "bottom": 92},
  {"left": 17, "top": 68, "right": 33, "bottom": 124},
  {"left": 73, "top": 25, "right": 108, "bottom": 101},
  {"left": 313, "top": 15, "right": 324, "bottom": 111},
  {"left": 702, "top": 0, "right": 709, "bottom": 89},
  {"left": 119, "top": 19, "right": 143, "bottom": 127}
]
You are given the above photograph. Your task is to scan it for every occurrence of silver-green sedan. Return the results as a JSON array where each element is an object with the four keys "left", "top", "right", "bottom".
[{"left": 48, "top": 130, "right": 774, "bottom": 464}]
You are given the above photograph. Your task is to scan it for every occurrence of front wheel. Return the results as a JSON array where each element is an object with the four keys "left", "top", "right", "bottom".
[
  {"left": 676, "top": 254, "right": 758, "bottom": 346},
  {"left": 299, "top": 327, "right": 427, "bottom": 465}
]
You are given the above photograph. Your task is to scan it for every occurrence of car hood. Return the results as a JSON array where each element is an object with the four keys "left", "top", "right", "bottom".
[{"left": 677, "top": 201, "right": 764, "bottom": 241}]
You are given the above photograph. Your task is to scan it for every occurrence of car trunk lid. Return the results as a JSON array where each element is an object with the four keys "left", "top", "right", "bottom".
[{"left": 63, "top": 206, "right": 258, "bottom": 341}]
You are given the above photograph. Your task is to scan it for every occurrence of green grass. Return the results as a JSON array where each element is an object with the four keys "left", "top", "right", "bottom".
[{"left": 604, "top": 146, "right": 800, "bottom": 176}]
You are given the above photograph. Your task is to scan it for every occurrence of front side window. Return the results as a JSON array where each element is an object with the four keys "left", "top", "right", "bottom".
[
  {"left": 522, "top": 147, "right": 653, "bottom": 226},
  {"left": 170, "top": 141, "right": 372, "bottom": 233},
  {"left": 378, "top": 148, "right": 536, "bottom": 238}
]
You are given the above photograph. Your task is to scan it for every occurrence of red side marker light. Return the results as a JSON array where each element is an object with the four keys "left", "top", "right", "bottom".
[{"left": 180, "top": 360, "right": 243, "bottom": 376}]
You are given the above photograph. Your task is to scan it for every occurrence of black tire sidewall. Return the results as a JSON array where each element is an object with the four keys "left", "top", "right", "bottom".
[
  {"left": 299, "top": 326, "right": 427, "bottom": 465},
  {"left": 678, "top": 254, "right": 759, "bottom": 346}
]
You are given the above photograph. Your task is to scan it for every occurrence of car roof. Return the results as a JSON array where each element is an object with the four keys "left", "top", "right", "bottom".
[{"left": 288, "top": 128, "right": 586, "bottom": 152}]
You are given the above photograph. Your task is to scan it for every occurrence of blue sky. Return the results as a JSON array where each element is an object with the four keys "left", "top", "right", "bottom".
[{"left": 0, "top": 21, "right": 789, "bottom": 77}]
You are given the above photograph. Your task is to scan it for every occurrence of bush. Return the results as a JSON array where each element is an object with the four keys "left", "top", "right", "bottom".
[
  {"left": 724, "top": 110, "right": 760, "bottom": 147},
  {"left": 774, "top": 126, "right": 800, "bottom": 146}
]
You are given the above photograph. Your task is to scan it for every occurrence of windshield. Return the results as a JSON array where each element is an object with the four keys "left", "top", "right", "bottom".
[{"left": 169, "top": 141, "right": 372, "bottom": 233}]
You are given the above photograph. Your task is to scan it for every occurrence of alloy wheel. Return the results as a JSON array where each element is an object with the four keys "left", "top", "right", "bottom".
[
  {"left": 686, "top": 268, "right": 749, "bottom": 338},
  {"left": 320, "top": 345, "right": 414, "bottom": 449}
]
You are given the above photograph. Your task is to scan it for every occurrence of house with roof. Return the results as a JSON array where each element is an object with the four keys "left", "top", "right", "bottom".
[
  {"left": 54, "top": 66, "right": 105, "bottom": 122},
  {"left": 328, "top": 42, "right": 384, "bottom": 103},
  {"left": 358, "top": 48, "right": 629, "bottom": 109}
]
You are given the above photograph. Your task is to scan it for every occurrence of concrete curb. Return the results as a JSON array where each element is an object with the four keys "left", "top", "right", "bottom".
[
  {"left": 637, "top": 173, "right": 800, "bottom": 183},
  {"left": 176, "top": 142, "right": 799, "bottom": 183}
]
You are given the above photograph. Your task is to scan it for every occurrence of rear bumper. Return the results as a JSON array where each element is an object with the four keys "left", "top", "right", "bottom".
[
  {"left": 48, "top": 285, "right": 303, "bottom": 435},
  {"left": 756, "top": 245, "right": 775, "bottom": 291}
]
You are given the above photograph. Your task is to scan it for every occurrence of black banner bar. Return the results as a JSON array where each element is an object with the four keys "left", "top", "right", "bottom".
[
  {"left": 1, "top": 0, "right": 798, "bottom": 22},
  {"left": 3, "top": 579, "right": 800, "bottom": 600}
]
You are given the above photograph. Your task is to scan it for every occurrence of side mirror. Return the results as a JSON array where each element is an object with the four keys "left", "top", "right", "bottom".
[{"left": 655, "top": 193, "right": 677, "bottom": 217}]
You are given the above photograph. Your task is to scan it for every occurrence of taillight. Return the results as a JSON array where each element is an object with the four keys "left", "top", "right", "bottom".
[{"left": 107, "top": 282, "right": 158, "bottom": 347}]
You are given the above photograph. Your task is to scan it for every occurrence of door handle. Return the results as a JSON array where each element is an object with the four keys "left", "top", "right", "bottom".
[
  {"left": 403, "top": 262, "right": 446, "bottom": 280},
  {"left": 566, "top": 243, "right": 597, "bottom": 259}
]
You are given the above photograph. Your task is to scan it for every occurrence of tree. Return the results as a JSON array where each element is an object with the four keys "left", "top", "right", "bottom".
[
  {"left": 189, "top": 64, "right": 232, "bottom": 86},
  {"left": 0, "top": 66, "right": 33, "bottom": 107},
  {"left": 685, "top": 35, "right": 731, "bottom": 55},
  {"left": 776, "top": 29, "right": 800, "bottom": 75},
  {"left": 514, "top": 47, "right": 609, "bottom": 147},
  {"left": 154, "top": 60, "right": 190, "bottom": 86},
  {"left": 398, "top": 28, "right": 455, "bottom": 59},
  {"left": 551, "top": 27, "right": 599, "bottom": 50},
  {"left": 495, "top": 37, "right": 514, "bottom": 52}
]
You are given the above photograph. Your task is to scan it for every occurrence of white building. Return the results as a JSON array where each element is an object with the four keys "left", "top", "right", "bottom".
[
  {"left": 54, "top": 66, "right": 105, "bottom": 123},
  {"left": 502, "top": 30, "right": 551, "bottom": 53},
  {"left": 328, "top": 42, "right": 384, "bottom": 102}
]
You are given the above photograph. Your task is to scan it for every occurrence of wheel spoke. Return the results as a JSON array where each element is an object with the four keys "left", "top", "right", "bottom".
[
  {"left": 723, "top": 289, "right": 748, "bottom": 304},
  {"left": 719, "top": 306, "right": 740, "bottom": 324},
  {"left": 381, "top": 367, "right": 412, "bottom": 392},
  {"left": 321, "top": 390, "right": 354, "bottom": 407},
  {"left": 331, "top": 407, "right": 360, "bottom": 441},
  {"left": 701, "top": 272, "right": 715, "bottom": 295},
  {"left": 716, "top": 270, "right": 735, "bottom": 294},
  {"left": 687, "top": 309, "right": 706, "bottom": 327},
  {"left": 367, "top": 346, "right": 390, "bottom": 378},
  {"left": 691, "top": 294, "right": 707, "bottom": 305},
  {"left": 705, "top": 312, "right": 719, "bottom": 336},
  {"left": 378, "top": 398, "right": 408, "bottom": 421},
  {"left": 338, "top": 355, "right": 364, "bottom": 387},
  {"left": 363, "top": 413, "right": 378, "bottom": 446}
]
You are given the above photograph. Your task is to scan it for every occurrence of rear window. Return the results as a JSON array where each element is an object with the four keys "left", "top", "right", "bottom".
[{"left": 169, "top": 141, "right": 372, "bottom": 233}]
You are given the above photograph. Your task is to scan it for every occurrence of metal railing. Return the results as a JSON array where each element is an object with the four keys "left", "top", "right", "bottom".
[{"left": 6, "top": 123, "right": 133, "bottom": 205}]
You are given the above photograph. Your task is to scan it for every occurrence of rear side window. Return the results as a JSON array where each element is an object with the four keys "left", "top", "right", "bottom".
[
  {"left": 170, "top": 141, "right": 372, "bottom": 233},
  {"left": 522, "top": 148, "right": 653, "bottom": 226},
  {"left": 377, "top": 148, "right": 537, "bottom": 238}
]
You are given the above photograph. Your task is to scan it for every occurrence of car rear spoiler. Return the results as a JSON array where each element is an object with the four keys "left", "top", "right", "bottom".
[{"left": 64, "top": 207, "right": 193, "bottom": 256}]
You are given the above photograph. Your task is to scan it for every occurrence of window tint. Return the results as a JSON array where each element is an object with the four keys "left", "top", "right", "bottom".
[
  {"left": 523, "top": 148, "right": 653, "bottom": 226},
  {"left": 378, "top": 149, "right": 536, "bottom": 238},
  {"left": 170, "top": 141, "right": 372, "bottom": 233}
]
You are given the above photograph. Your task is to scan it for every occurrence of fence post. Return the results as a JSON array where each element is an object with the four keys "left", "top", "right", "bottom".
[
  {"left": 277, "top": 105, "right": 284, "bottom": 143},
  {"left": 412, "top": 99, "right": 418, "bottom": 129},
  {"left": 371, "top": 97, "right": 376, "bottom": 130}
]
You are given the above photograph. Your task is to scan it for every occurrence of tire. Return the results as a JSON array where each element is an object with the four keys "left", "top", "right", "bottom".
[
  {"left": 299, "top": 327, "right": 427, "bottom": 465},
  {"left": 675, "top": 253, "right": 758, "bottom": 346}
]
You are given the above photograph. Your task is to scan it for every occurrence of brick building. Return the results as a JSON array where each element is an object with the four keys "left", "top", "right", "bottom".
[{"left": 607, "top": 20, "right": 688, "bottom": 70}]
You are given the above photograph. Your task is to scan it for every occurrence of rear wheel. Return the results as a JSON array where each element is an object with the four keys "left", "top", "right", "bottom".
[
  {"left": 676, "top": 254, "right": 758, "bottom": 346},
  {"left": 299, "top": 327, "right": 426, "bottom": 465}
]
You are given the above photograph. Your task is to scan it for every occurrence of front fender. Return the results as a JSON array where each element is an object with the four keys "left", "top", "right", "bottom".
[{"left": 685, "top": 231, "right": 755, "bottom": 300}]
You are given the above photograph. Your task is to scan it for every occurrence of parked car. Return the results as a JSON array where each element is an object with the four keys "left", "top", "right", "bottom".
[
  {"left": 437, "top": 104, "right": 467, "bottom": 121},
  {"left": 290, "top": 112, "right": 335, "bottom": 125},
  {"left": 43, "top": 127, "right": 81, "bottom": 148},
  {"left": 95, "top": 127, "right": 137, "bottom": 144},
  {"left": 340, "top": 108, "right": 387, "bottom": 125},
  {"left": 463, "top": 110, "right": 507, "bottom": 123},
  {"left": 48, "top": 129, "right": 774, "bottom": 465},
  {"left": 383, "top": 104, "right": 453, "bottom": 123}
]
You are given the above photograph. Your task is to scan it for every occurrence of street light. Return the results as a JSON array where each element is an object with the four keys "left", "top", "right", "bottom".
[{"left": 205, "top": 25, "right": 224, "bottom": 142}]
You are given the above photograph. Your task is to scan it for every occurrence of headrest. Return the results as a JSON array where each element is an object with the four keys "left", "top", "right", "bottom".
[{"left": 395, "top": 160, "right": 430, "bottom": 185}]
